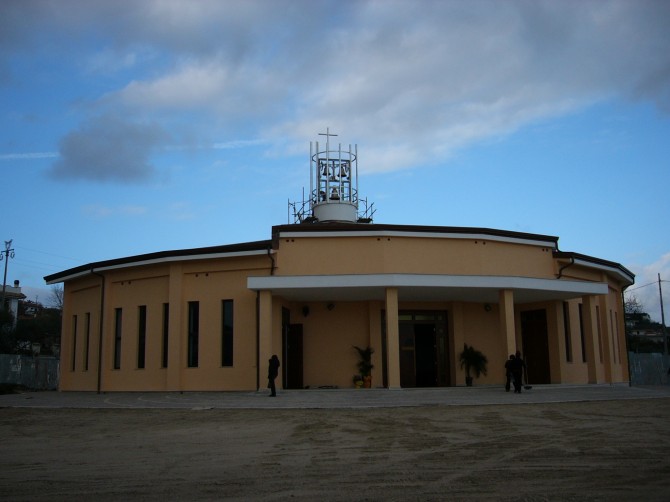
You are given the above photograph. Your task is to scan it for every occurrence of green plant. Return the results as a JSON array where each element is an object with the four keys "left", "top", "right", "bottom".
[
  {"left": 459, "top": 343, "right": 488, "bottom": 385},
  {"left": 353, "top": 345, "right": 374, "bottom": 377}
]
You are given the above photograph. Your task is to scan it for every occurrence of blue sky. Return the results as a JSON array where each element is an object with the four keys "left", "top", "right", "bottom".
[{"left": 1, "top": 0, "right": 669, "bottom": 321}]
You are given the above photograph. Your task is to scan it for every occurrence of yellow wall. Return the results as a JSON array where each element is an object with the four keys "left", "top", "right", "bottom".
[
  {"left": 60, "top": 256, "right": 270, "bottom": 392},
  {"left": 57, "top": 230, "right": 631, "bottom": 391},
  {"left": 283, "top": 301, "right": 371, "bottom": 388},
  {"left": 276, "top": 235, "right": 555, "bottom": 277}
]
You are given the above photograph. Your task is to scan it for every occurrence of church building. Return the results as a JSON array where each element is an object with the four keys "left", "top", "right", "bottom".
[{"left": 45, "top": 133, "right": 634, "bottom": 392}]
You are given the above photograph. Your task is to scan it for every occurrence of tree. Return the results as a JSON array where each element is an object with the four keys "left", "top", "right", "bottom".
[
  {"left": 624, "top": 294, "right": 644, "bottom": 315},
  {"left": 14, "top": 306, "right": 62, "bottom": 356},
  {"left": 49, "top": 285, "right": 64, "bottom": 311},
  {"left": 0, "top": 309, "right": 16, "bottom": 353}
]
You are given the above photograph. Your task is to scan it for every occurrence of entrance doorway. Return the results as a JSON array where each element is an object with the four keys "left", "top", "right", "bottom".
[
  {"left": 520, "top": 309, "right": 551, "bottom": 385},
  {"left": 397, "top": 311, "right": 449, "bottom": 387},
  {"left": 282, "top": 308, "right": 304, "bottom": 389}
]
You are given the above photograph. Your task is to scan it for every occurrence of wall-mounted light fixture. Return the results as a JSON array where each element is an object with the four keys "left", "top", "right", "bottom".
[
  {"left": 327, "top": 303, "right": 335, "bottom": 311},
  {"left": 302, "top": 306, "right": 310, "bottom": 317},
  {"left": 484, "top": 303, "right": 492, "bottom": 312}
]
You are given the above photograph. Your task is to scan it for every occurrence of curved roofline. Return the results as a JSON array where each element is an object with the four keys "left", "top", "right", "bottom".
[
  {"left": 44, "top": 223, "right": 634, "bottom": 289},
  {"left": 44, "top": 240, "right": 272, "bottom": 284},
  {"left": 554, "top": 251, "right": 634, "bottom": 285},
  {"left": 272, "top": 222, "right": 559, "bottom": 247}
]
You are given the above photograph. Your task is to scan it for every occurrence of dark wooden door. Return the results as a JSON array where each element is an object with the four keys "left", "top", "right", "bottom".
[
  {"left": 415, "top": 324, "right": 437, "bottom": 387},
  {"left": 399, "top": 323, "right": 416, "bottom": 387},
  {"left": 520, "top": 309, "right": 551, "bottom": 385},
  {"left": 284, "top": 323, "right": 303, "bottom": 389}
]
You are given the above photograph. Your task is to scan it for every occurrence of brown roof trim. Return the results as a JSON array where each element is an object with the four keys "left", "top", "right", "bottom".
[
  {"left": 272, "top": 222, "right": 559, "bottom": 245},
  {"left": 554, "top": 251, "right": 635, "bottom": 283},
  {"left": 44, "top": 240, "right": 272, "bottom": 284}
]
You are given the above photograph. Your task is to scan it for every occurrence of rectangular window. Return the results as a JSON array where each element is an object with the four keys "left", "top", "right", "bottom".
[
  {"left": 596, "top": 306, "right": 603, "bottom": 363},
  {"left": 609, "top": 309, "right": 617, "bottom": 364},
  {"left": 162, "top": 303, "right": 169, "bottom": 368},
  {"left": 578, "top": 303, "right": 586, "bottom": 363},
  {"left": 137, "top": 305, "right": 147, "bottom": 369},
  {"left": 187, "top": 301, "right": 199, "bottom": 368},
  {"left": 71, "top": 315, "right": 78, "bottom": 372},
  {"left": 84, "top": 313, "right": 91, "bottom": 371},
  {"left": 562, "top": 302, "right": 572, "bottom": 362},
  {"left": 114, "top": 308, "right": 123, "bottom": 370},
  {"left": 222, "top": 300, "right": 234, "bottom": 367},
  {"left": 610, "top": 311, "right": 621, "bottom": 363}
]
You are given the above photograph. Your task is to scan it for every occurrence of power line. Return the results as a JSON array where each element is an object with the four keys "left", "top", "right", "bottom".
[
  {"left": 14, "top": 245, "right": 83, "bottom": 263},
  {"left": 625, "top": 281, "right": 660, "bottom": 293}
]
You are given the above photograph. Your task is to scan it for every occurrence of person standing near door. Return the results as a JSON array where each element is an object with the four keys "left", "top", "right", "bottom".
[
  {"left": 504, "top": 354, "right": 515, "bottom": 392},
  {"left": 268, "top": 354, "right": 280, "bottom": 397},
  {"left": 511, "top": 351, "right": 527, "bottom": 394}
]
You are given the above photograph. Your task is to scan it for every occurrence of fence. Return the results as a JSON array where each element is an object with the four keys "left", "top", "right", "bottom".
[
  {"left": 0, "top": 353, "right": 666, "bottom": 391},
  {"left": 628, "top": 352, "right": 670, "bottom": 385},
  {"left": 0, "top": 354, "right": 60, "bottom": 390}
]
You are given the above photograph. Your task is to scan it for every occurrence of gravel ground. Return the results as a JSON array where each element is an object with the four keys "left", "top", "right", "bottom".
[{"left": 2, "top": 398, "right": 669, "bottom": 501}]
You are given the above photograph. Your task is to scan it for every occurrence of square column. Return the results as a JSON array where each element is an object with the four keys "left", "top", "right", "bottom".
[
  {"left": 598, "top": 295, "right": 613, "bottom": 382},
  {"left": 369, "top": 301, "right": 383, "bottom": 388},
  {"left": 385, "top": 287, "right": 401, "bottom": 389},
  {"left": 451, "top": 302, "right": 465, "bottom": 385},
  {"left": 258, "top": 290, "right": 273, "bottom": 391},
  {"left": 499, "top": 289, "right": 516, "bottom": 357}
]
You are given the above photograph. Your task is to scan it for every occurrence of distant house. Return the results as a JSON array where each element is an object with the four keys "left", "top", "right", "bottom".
[
  {"left": 2, "top": 280, "right": 26, "bottom": 329},
  {"left": 45, "top": 134, "right": 635, "bottom": 392},
  {"left": 626, "top": 312, "right": 667, "bottom": 351},
  {"left": 625, "top": 312, "right": 652, "bottom": 328}
]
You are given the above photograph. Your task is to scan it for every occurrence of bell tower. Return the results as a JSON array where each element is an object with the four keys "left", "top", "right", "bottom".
[{"left": 289, "top": 129, "right": 374, "bottom": 224}]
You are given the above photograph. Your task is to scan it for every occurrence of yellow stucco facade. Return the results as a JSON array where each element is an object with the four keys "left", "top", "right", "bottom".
[{"left": 46, "top": 223, "right": 634, "bottom": 393}]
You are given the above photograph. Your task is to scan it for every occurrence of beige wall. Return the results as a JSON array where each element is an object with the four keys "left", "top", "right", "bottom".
[
  {"left": 282, "top": 301, "right": 372, "bottom": 389},
  {"left": 61, "top": 277, "right": 103, "bottom": 391},
  {"left": 58, "top": 231, "right": 631, "bottom": 391},
  {"left": 276, "top": 235, "right": 555, "bottom": 278},
  {"left": 60, "top": 256, "right": 270, "bottom": 392}
]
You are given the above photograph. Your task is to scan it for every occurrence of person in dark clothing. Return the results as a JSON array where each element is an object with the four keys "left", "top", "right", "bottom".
[
  {"left": 504, "top": 354, "right": 515, "bottom": 392},
  {"left": 511, "top": 351, "right": 527, "bottom": 394},
  {"left": 267, "top": 354, "right": 280, "bottom": 397}
]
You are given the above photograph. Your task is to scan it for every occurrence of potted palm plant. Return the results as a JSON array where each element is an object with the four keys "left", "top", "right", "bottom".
[
  {"left": 353, "top": 345, "right": 374, "bottom": 388},
  {"left": 459, "top": 343, "right": 488, "bottom": 386}
]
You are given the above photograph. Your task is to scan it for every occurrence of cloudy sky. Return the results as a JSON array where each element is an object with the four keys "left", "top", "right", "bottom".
[{"left": 1, "top": 0, "right": 669, "bottom": 321}]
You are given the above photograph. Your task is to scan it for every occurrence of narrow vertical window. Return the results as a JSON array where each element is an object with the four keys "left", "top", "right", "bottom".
[
  {"left": 578, "top": 303, "right": 586, "bottom": 363},
  {"left": 137, "top": 305, "right": 147, "bottom": 369},
  {"left": 611, "top": 310, "right": 619, "bottom": 364},
  {"left": 71, "top": 315, "right": 78, "bottom": 372},
  {"left": 114, "top": 308, "right": 123, "bottom": 370},
  {"left": 187, "top": 301, "right": 199, "bottom": 368},
  {"left": 84, "top": 313, "right": 91, "bottom": 371},
  {"left": 609, "top": 309, "right": 617, "bottom": 364},
  {"left": 596, "top": 306, "right": 603, "bottom": 363},
  {"left": 562, "top": 302, "right": 572, "bottom": 362},
  {"left": 222, "top": 300, "right": 234, "bottom": 367},
  {"left": 162, "top": 303, "right": 169, "bottom": 368}
]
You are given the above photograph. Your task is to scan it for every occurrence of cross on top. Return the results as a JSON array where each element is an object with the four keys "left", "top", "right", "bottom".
[{"left": 318, "top": 128, "right": 338, "bottom": 148}]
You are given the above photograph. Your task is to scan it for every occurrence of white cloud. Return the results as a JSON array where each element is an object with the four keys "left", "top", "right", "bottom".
[
  {"left": 8, "top": 0, "right": 667, "bottom": 179},
  {"left": 0, "top": 152, "right": 58, "bottom": 160},
  {"left": 49, "top": 114, "right": 167, "bottom": 183}
]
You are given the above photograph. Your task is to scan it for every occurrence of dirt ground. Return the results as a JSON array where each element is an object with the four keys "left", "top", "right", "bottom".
[{"left": 1, "top": 399, "right": 670, "bottom": 501}]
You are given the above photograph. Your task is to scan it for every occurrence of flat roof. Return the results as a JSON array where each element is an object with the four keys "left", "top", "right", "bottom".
[
  {"left": 44, "top": 240, "right": 272, "bottom": 284},
  {"left": 44, "top": 223, "right": 634, "bottom": 287}
]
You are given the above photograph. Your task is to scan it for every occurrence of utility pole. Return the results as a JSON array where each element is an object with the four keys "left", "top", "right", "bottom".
[
  {"left": 1, "top": 239, "right": 15, "bottom": 311},
  {"left": 659, "top": 273, "right": 667, "bottom": 357}
]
